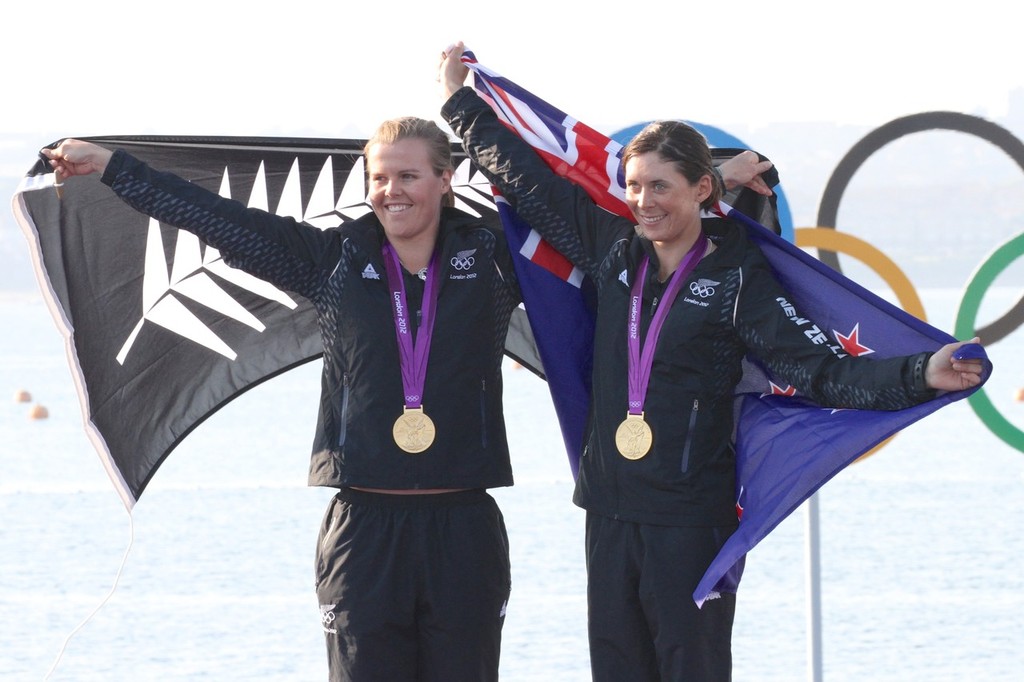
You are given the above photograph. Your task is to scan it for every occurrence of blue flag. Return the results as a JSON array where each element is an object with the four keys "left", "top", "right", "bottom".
[
  {"left": 461, "top": 52, "right": 993, "bottom": 606},
  {"left": 495, "top": 193, "right": 594, "bottom": 477}
]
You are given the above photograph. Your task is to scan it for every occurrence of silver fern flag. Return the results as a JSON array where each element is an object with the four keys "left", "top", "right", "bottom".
[{"left": 13, "top": 136, "right": 536, "bottom": 509}]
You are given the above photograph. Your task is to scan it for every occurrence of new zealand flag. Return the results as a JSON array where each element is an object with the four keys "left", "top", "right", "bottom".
[{"left": 460, "top": 52, "right": 992, "bottom": 606}]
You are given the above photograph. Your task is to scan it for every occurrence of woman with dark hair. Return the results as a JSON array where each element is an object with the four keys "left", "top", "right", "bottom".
[
  {"left": 44, "top": 119, "right": 518, "bottom": 681},
  {"left": 438, "top": 41, "right": 984, "bottom": 681}
]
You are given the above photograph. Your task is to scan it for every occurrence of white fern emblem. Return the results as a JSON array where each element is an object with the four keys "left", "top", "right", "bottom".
[{"left": 117, "top": 154, "right": 371, "bottom": 363}]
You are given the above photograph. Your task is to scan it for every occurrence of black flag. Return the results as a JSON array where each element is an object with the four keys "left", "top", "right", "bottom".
[{"left": 14, "top": 136, "right": 536, "bottom": 508}]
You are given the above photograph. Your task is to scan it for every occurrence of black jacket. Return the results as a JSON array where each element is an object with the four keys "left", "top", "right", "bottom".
[
  {"left": 102, "top": 150, "right": 520, "bottom": 490},
  {"left": 444, "top": 87, "right": 933, "bottom": 526}
]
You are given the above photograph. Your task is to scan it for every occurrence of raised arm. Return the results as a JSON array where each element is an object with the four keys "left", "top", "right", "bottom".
[
  {"left": 736, "top": 251, "right": 985, "bottom": 409},
  {"left": 439, "top": 42, "right": 634, "bottom": 276},
  {"left": 42, "top": 139, "right": 340, "bottom": 300},
  {"left": 439, "top": 41, "right": 471, "bottom": 102}
]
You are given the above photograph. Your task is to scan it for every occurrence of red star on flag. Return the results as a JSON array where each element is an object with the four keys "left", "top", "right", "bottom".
[
  {"left": 764, "top": 381, "right": 796, "bottom": 397},
  {"left": 834, "top": 323, "right": 874, "bottom": 357}
]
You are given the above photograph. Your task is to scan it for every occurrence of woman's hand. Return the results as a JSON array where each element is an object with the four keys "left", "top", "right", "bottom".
[
  {"left": 41, "top": 139, "right": 113, "bottom": 178},
  {"left": 718, "top": 150, "right": 774, "bottom": 196},
  {"left": 925, "top": 337, "right": 985, "bottom": 391},
  {"left": 439, "top": 41, "right": 470, "bottom": 101}
]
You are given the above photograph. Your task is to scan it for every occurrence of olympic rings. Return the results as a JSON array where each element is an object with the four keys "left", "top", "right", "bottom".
[
  {"left": 955, "top": 232, "right": 1024, "bottom": 451},
  {"left": 813, "top": 111, "right": 1024, "bottom": 452},
  {"left": 816, "top": 111, "right": 1024, "bottom": 345}
]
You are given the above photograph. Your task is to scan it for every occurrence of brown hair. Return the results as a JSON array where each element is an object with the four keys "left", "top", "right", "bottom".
[
  {"left": 364, "top": 117, "right": 455, "bottom": 208},
  {"left": 621, "top": 120, "right": 721, "bottom": 210}
]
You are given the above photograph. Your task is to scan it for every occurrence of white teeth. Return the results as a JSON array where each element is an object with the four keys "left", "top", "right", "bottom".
[{"left": 386, "top": 205, "right": 410, "bottom": 213}]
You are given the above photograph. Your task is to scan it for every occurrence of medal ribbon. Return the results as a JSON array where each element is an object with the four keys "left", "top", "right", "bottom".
[
  {"left": 627, "top": 235, "right": 707, "bottom": 415},
  {"left": 382, "top": 244, "right": 441, "bottom": 409}
]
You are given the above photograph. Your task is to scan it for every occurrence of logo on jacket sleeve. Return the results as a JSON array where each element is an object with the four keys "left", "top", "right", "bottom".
[{"left": 449, "top": 249, "right": 478, "bottom": 280}]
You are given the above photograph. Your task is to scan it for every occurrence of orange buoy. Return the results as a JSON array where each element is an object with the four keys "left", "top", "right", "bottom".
[
  {"left": 28, "top": 404, "right": 49, "bottom": 420},
  {"left": 1015, "top": 388, "right": 1024, "bottom": 403},
  {"left": 14, "top": 389, "right": 31, "bottom": 403}
]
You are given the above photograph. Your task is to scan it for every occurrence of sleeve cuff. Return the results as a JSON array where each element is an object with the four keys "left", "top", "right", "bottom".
[
  {"left": 441, "top": 86, "right": 478, "bottom": 123},
  {"left": 100, "top": 149, "right": 129, "bottom": 187},
  {"left": 911, "top": 351, "right": 937, "bottom": 400}
]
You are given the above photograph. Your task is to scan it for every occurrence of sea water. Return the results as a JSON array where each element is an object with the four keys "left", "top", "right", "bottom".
[{"left": 1, "top": 289, "right": 1022, "bottom": 681}]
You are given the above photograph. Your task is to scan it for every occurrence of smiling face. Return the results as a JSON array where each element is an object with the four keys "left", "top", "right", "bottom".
[
  {"left": 366, "top": 137, "right": 453, "bottom": 246},
  {"left": 625, "top": 151, "right": 712, "bottom": 249}
]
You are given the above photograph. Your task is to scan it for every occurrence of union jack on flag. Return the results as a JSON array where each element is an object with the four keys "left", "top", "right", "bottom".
[{"left": 461, "top": 51, "right": 992, "bottom": 606}]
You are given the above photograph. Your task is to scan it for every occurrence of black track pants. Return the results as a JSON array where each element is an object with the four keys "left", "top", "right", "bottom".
[
  {"left": 316, "top": 488, "right": 511, "bottom": 682},
  {"left": 585, "top": 512, "right": 737, "bottom": 682}
]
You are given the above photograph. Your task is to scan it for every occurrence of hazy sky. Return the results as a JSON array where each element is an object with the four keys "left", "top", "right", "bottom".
[{"left": 3, "top": 0, "right": 1022, "bottom": 141}]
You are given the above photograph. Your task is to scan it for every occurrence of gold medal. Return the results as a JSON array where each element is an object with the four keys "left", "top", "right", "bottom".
[
  {"left": 615, "top": 412, "right": 653, "bottom": 460},
  {"left": 393, "top": 406, "right": 436, "bottom": 454}
]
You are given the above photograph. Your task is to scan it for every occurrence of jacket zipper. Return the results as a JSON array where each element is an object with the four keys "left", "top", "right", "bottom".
[
  {"left": 480, "top": 378, "right": 489, "bottom": 448},
  {"left": 680, "top": 398, "right": 699, "bottom": 473},
  {"left": 337, "top": 373, "right": 350, "bottom": 447}
]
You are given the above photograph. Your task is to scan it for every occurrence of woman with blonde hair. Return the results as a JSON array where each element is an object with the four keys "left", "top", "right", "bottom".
[{"left": 45, "top": 117, "right": 518, "bottom": 681}]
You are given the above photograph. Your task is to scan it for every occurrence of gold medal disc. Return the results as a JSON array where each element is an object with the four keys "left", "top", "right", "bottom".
[
  {"left": 615, "top": 413, "right": 653, "bottom": 460},
  {"left": 393, "top": 407, "right": 436, "bottom": 453}
]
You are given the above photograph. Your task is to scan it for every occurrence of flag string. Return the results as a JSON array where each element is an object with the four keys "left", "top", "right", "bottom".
[{"left": 43, "top": 509, "right": 135, "bottom": 680}]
